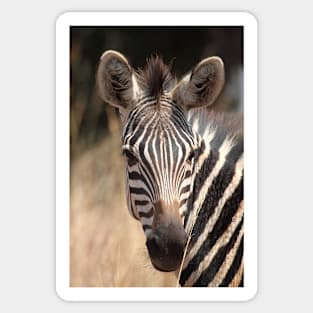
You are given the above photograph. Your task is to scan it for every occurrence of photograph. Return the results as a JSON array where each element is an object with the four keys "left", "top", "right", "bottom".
[{"left": 56, "top": 12, "right": 257, "bottom": 301}]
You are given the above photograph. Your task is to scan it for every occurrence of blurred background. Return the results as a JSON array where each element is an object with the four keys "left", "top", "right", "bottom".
[{"left": 70, "top": 26, "right": 243, "bottom": 287}]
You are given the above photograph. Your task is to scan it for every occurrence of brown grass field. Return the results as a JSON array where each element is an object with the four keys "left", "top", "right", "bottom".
[{"left": 70, "top": 128, "right": 176, "bottom": 287}]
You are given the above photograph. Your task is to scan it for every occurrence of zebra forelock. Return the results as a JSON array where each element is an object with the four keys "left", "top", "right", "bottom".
[{"left": 136, "top": 55, "right": 175, "bottom": 105}]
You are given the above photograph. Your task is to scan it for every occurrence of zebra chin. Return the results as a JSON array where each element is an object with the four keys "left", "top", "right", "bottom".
[{"left": 146, "top": 225, "right": 187, "bottom": 272}]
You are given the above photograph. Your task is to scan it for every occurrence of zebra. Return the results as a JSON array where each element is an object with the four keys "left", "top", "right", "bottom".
[{"left": 96, "top": 50, "right": 244, "bottom": 287}]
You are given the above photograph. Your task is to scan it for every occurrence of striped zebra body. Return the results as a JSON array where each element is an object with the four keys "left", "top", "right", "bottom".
[
  {"left": 97, "top": 50, "right": 244, "bottom": 287},
  {"left": 180, "top": 109, "right": 244, "bottom": 287}
]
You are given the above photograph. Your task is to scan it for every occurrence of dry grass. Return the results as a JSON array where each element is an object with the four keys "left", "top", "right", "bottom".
[{"left": 70, "top": 132, "right": 176, "bottom": 287}]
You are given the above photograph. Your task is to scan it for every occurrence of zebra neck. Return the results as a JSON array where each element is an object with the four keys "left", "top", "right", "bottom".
[
  {"left": 184, "top": 108, "right": 243, "bottom": 236},
  {"left": 179, "top": 115, "right": 244, "bottom": 286}
]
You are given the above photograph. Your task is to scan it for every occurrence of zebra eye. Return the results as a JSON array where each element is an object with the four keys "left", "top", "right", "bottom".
[
  {"left": 123, "top": 149, "right": 138, "bottom": 166},
  {"left": 186, "top": 151, "right": 195, "bottom": 166}
]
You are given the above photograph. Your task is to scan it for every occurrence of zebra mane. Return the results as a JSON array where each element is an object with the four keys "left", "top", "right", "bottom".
[
  {"left": 187, "top": 108, "right": 243, "bottom": 162},
  {"left": 136, "top": 55, "right": 174, "bottom": 105}
]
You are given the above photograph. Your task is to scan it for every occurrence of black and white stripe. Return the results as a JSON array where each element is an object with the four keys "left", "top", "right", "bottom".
[{"left": 177, "top": 109, "right": 244, "bottom": 287}]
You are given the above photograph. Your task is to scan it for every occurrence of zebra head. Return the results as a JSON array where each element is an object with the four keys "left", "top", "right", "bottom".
[{"left": 97, "top": 50, "right": 224, "bottom": 272}]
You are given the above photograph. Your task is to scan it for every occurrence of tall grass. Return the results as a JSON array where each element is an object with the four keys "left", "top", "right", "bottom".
[{"left": 70, "top": 131, "right": 176, "bottom": 287}]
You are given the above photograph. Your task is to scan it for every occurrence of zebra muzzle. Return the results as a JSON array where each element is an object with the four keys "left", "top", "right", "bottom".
[{"left": 146, "top": 224, "right": 187, "bottom": 272}]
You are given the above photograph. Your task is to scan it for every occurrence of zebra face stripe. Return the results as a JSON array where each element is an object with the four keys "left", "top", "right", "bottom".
[{"left": 123, "top": 96, "right": 198, "bottom": 214}]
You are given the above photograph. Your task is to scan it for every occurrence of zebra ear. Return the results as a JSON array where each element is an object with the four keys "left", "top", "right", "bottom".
[
  {"left": 173, "top": 57, "right": 225, "bottom": 109},
  {"left": 97, "top": 50, "right": 135, "bottom": 110}
]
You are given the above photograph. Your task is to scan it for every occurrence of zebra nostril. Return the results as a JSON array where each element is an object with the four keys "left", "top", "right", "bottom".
[{"left": 146, "top": 234, "right": 161, "bottom": 255}]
